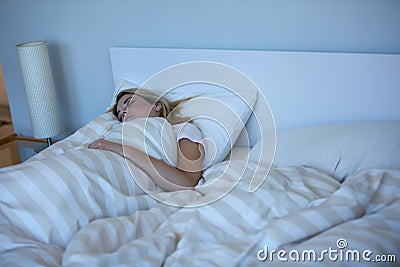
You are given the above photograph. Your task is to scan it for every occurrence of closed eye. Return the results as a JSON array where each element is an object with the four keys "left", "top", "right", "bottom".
[{"left": 126, "top": 96, "right": 134, "bottom": 106}]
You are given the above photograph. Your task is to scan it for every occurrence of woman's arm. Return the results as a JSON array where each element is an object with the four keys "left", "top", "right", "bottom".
[{"left": 88, "top": 138, "right": 204, "bottom": 192}]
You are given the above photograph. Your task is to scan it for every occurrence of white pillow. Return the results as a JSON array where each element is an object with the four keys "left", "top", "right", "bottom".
[
  {"left": 273, "top": 122, "right": 400, "bottom": 181},
  {"left": 107, "top": 79, "right": 139, "bottom": 111},
  {"left": 109, "top": 79, "right": 258, "bottom": 168}
]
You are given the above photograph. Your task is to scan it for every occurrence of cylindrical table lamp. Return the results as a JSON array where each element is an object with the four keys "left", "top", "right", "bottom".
[{"left": 16, "top": 41, "right": 62, "bottom": 146}]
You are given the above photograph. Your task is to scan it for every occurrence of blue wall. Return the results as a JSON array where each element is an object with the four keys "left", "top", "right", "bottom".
[{"left": 1, "top": 0, "right": 400, "bottom": 137}]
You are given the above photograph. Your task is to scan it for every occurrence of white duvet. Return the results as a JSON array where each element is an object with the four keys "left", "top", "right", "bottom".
[{"left": 0, "top": 113, "right": 399, "bottom": 266}]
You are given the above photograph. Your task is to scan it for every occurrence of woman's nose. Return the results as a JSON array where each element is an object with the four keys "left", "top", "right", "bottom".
[{"left": 120, "top": 106, "right": 128, "bottom": 114}]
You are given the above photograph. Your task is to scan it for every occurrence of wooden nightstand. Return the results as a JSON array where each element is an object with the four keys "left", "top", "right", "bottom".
[
  {"left": 0, "top": 133, "right": 50, "bottom": 168},
  {"left": 0, "top": 121, "right": 20, "bottom": 167},
  {"left": 0, "top": 133, "right": 20, "bottom": 168}
]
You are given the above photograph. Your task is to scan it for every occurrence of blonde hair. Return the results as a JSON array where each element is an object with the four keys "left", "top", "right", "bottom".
[{"left": 112, "top": 88, "right": 191, "bottom": 125}]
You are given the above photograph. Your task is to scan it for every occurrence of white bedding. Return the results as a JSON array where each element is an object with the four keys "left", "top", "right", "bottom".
[{"left": 0, "top": 113, "right": 399, "bottom": 266}]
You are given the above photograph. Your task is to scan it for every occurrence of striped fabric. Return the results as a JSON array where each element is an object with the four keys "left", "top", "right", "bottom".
[{"left": 1, "top": 113, "right": 399, "bottom": 266}]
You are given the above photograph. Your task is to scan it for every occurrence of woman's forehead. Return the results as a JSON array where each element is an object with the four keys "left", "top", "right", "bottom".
[
  {"left": 122, "top": 93, "right": 134, "bottom": 98},
  {"left": 118, "top": 93, "right": 134, "bottom": 102}
]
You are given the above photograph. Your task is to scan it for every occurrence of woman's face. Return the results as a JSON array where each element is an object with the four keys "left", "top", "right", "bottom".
[{"left": 116, "top": 93, "right": 160, "bottom": 122}]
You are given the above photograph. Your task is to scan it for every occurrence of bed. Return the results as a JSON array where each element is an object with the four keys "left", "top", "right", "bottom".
[{"left": 1, "top": 48, "right": 399, "bottom": 266}]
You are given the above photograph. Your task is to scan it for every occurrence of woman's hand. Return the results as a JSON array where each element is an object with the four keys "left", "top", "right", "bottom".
[
  {"left": 88, "top": 138, "right": 204, "bottom": 192},
  {"left": 88, "top": 139, "right": 123, "bottom": 155}
]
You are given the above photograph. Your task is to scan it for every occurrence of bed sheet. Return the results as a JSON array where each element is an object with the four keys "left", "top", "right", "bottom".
[{"left": 0, "top": 113, "right": 399, "bottom": 266}]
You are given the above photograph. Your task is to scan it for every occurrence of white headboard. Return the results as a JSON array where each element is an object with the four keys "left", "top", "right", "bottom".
[{"left": 109, "top": 47, "right": 400, "bottom": 136}]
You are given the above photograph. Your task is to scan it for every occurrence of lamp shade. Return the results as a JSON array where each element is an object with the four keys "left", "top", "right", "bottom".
[{"left": 16, "top": 41, "right": 61, "bottom": 139}]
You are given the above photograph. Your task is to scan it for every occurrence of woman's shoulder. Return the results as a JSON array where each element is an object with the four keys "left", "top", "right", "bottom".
[{"left": 172, "top": 122, "right": 203, "bottom": 143}]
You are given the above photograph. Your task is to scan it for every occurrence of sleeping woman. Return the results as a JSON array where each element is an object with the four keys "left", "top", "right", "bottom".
[
  {"left": 88, "top": 88, "right": 205, "bottom": 192},
  {"left": 0, "top": 88, "right": 205, "bottom": 251}
]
